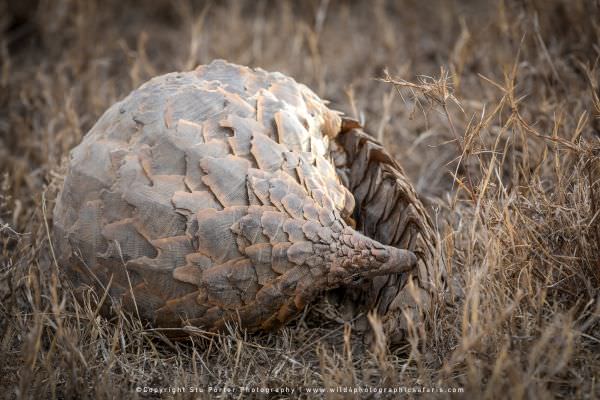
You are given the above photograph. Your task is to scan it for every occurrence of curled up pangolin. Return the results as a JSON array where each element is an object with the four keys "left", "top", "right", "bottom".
[{"left": 53, "top": 60, "right": 439, "bottom": 342}]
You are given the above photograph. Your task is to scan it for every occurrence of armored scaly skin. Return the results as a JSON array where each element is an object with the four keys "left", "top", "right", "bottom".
[
  {"left": 53, "top": 60, "right": 437, "bottom": 334},
  {"left": 331, "top": 129, "right": 438, "bottom": 342}
]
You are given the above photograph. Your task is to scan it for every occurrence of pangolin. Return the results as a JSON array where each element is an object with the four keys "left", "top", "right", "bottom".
[{"left": 53, "top": 60, "right": 437, "bottom": 338}]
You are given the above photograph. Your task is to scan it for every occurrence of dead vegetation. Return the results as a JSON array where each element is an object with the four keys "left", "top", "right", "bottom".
[{"left": 1, "top": 0, "right": 599, "bottom": 398}]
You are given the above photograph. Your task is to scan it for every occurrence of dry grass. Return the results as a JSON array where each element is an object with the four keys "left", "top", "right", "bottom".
[{"left": 1, "top": 0, "right": 599, "bottom": 398}]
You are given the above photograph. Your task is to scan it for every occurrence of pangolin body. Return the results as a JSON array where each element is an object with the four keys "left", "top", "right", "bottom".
[{"left": 53, "top": 60, "right": 437, "bottom": 336}]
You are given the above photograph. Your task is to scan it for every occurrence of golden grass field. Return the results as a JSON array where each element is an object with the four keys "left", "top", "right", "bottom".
[{"left": 1, "top": 0, "right": 599, "bottom": 398}]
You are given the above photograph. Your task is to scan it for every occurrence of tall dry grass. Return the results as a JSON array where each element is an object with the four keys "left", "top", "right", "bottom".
[{"left": 1, "top": 0, "right": 599, "bottom": 398}]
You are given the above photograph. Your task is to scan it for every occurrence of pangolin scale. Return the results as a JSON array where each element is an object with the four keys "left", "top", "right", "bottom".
[{"left": 53, "top": 60, "right": 437, "bottom": 339}]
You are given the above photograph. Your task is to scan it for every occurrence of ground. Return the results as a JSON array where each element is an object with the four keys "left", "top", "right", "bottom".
[{"left": 0, "top": 0, "right": 599, "bottom": 399}]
